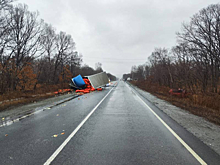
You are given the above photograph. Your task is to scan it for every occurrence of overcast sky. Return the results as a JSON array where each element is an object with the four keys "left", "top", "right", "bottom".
[{"left": 16, "top": 0, "right": 220, "bottom": 78}]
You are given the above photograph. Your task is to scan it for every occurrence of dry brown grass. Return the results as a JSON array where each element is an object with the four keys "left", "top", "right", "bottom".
[
  {"left": 131, "top": 80, "right": 220, "bottom": 125},
  {"left": 0, "top": 83, "right": 70, "bottom": 111}
]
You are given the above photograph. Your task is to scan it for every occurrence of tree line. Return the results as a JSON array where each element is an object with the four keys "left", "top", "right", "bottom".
[
  {"left": 0, "top": 1, "right": 115, "bottom": 94},
  {"left": 124, "top": 4, "right": 220, "bottom": 94}
]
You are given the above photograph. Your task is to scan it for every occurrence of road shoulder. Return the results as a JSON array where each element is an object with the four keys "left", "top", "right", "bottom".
[
  {"left": 128, "top": 82, "right": 220, "bottom": 156},
  {"left": 0, "top": 93, "right": 78, "bottom": 125}
]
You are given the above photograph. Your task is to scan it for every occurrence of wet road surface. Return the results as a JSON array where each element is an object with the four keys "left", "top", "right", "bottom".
[{"left": 0, "top": 81, "right": 220, "bottom": 165}]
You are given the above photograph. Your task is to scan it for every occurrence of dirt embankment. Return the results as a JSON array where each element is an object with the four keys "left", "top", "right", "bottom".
[
  {"left": 0, "top": 93, "right": 56, "bottom": 112},
  {"left": 0, "top": 84, "right": 72, "bottom": 112}
]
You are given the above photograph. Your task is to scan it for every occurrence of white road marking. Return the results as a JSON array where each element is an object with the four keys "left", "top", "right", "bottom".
[
  {"left": 0, "top": 109, "right": 44, "bottom": 127},
  {"left": 128, "top": 85, "right": 207, "bottom": 165},
  {"left": 43, "top": 87, "right": 115, "bottom": 165},
  {"left": 0, "top": 96, "right": 78, "bottom": 128}
]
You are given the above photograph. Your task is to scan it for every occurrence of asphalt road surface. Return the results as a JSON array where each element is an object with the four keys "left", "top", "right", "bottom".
[{"left": 0, "top": 81, "right": 220, "bottom": 165}]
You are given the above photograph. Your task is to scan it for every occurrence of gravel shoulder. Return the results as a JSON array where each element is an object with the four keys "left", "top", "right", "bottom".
[{"left": 129, "top": 83, "right": 220, "bottom": 156}]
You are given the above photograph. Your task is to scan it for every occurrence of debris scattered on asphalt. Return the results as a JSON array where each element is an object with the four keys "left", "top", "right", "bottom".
[
  {"left": 53, "top": 134, "right": 58, "bottom": 138},
  {"left": 96, "top": 88, "right": 103, "bottom": 91},
  {"left": 56, "top": 114, "right": 59, "bottom": 116},
  {"left": 54, "top": 89, "right": 72, "bottom": 95},
  {"left": 5, "top": 134, "right": 8, "bottom": 136},
  {"left": 52, "top": 131, "right": 65, "bottom": 137}
]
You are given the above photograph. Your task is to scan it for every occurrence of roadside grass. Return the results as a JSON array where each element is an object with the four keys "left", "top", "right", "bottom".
[
  {"left": 0, "top": 83, "right": 70, "bottom": 112},
  {"left": 131, "top": 80, "right": 220, "bottom": 125}
]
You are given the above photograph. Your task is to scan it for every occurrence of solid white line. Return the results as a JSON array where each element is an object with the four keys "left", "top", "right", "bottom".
[
  {"left": 43, "top": 87, "right": 115, "bottom": 165},
  {"left": 129, "top": 85, "right": 207, "bottom": 165}
]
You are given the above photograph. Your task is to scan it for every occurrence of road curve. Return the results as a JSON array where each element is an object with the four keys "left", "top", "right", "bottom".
[{"left": 0, "top": 81, "right": 219, "bottom": 165}]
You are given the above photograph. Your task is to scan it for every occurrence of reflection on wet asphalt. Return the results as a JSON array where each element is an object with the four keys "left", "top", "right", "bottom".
[{"left": 0, "top": 81, "right": 220, "bottom": 165}]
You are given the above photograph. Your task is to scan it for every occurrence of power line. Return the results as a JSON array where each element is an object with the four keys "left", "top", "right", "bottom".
[
  {"left": 83, "top": 56, "right": 147, "bottom": 61},
  {"left": 83, "top": 59, "right": 145, "bottom": 63}
]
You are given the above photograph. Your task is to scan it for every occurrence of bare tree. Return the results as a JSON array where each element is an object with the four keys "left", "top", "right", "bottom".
[
  {"left": 144, "top": 64, "right": 151, "bottom": 78},
  {"left": 0, "top": 4, "right": 43, "bottom": 91},
  {"left": 107, "top": 73, "right": 116, "bottom": 81},
  {"left": 0, "top": 2, "right": 97, "bottom": 94},
  {"left": 95, "top": 62, "right": 103, "bottom": 73},
  {"left": 39, "top": 23, "right": 56, "bottom": 84},
  {"left": 53, "top": 31, "right": 75, "bottom": 83},
  {"left": 7, "top": 4, "right": 43, "bottom": 67},
  {"left": 78, "top": 64, "right": 96, "bottom": 76},
  {"left": 148, "top": 48, "right": 173, "bottom": 87},
  {"left": 69, "top": 51, "right": 82, "bottom": 77},
  {"left": 171, "top": 43, "right": 197, "bottom": 92},
  {"left": 122, "top": 73, "right": 131, "bottom": 80},
  {"left": 177, "top": 4, "right": 220, "bottom": 92},
  {"left": 0, "top": 0, "right": 13, "bottom": 63},
  {"left": 131, "top": 65, "right": 137, "bottom": 80},
  {"left": 34, "top": 27, "right": 81, "bottom": 86},
  {"left": 0, "top": 0, "right": 13, "bottom": 11}
]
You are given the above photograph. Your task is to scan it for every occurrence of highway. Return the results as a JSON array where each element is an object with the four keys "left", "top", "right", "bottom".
[{"left": 0, "top": 81, "right": 220, "bottom": 165}]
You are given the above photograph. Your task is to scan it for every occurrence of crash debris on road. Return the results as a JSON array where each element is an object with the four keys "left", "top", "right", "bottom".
[
  {"left": 70, "top": 72, "right": 110, "bottom": 95},
  {"left": 53, "top": 72, "right": 110, "bottom": 96},
  {"left": 169, "top": 88, "right": 187, "bottom": 97},
  {"left": 54, "top": 89, "right": 72, "bottom": 95}
]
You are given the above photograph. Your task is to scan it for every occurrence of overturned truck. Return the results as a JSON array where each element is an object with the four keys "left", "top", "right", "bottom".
[{"left": 69, "top": 72, "right": 110, "bottom": 94}]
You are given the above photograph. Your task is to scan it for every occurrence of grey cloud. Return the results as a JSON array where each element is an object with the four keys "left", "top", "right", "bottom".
[{"left": 17, "top": 0, "right": 220, "bottom": 77}]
